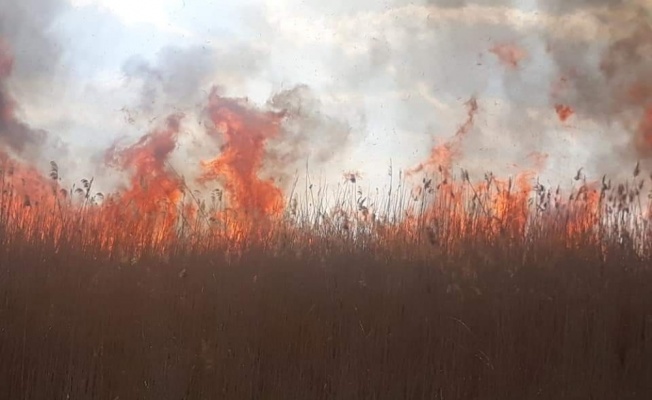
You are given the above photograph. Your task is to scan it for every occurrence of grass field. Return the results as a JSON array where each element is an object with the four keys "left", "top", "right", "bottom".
[{"left": 0, "top": 156, "right": 652, "bottom": 399}]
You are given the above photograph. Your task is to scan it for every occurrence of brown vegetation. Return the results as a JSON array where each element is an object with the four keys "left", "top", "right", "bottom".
[{"left": 0, "top": 158, "right": 651, "bottom": 399}]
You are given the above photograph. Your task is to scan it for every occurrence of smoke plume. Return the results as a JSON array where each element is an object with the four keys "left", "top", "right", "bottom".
[
  {"left": 122, "top": 43, "right": 268, "bottom": 116},
  {"left": 267, "top": 84, "right": 352, "bottom": 170},
  {"left": 540, "top": 0, "right": 652, "bottom": 173},
  {"left": 0, "top": 41, "right": 47, "bottom": 155},
  {"left": 0, "top": 0, "right": 66, "bottom": 159}
]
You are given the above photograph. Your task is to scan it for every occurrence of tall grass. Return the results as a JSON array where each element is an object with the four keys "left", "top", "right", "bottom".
[{"left": 0, "top": 160, "right": 651, "bottom": 399}]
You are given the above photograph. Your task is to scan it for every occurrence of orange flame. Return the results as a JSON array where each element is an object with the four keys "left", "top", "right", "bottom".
[
  {"left": 199, "top": 88, "right": 284, "bottom": 217},
  {"left": 490, "top": 43, "right": 527, "bottom": 69},
  {"left": 491, "top": 172, "right": 534, "bottom": 237},
  {"left": 555, "top": 104, "right": 575, "bottom": 122},
  {"left": 103, "top": 114, "right": 185, "bottom": 250},
  {"left": 107, "top": 114, "right": 184, "bottom": 213},
  {"left": 0, "top": 151, "right": 58, "bottom": 206},
  {"left": 637, "top": 106, "right": 652, "bottom": 153},
  {"left": 409, "top": 97, "right": 478, "bottom": 177}
]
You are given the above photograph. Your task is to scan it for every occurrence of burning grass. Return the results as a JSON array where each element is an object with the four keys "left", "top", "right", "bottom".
[{"left": 0, "top": 155, "right": 651, "bottom": 399}]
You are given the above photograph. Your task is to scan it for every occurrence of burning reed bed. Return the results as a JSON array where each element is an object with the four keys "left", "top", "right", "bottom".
[{"left": 0, "top": 164, "right": 652, "bottom": 399}]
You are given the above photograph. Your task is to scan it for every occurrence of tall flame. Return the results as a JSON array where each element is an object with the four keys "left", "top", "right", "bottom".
[
  {"left": 199, "top": 88, "right": 285, "bottom": 217},
  {"left": 104, "top": 114, "right": 184, "bottom": 250}
]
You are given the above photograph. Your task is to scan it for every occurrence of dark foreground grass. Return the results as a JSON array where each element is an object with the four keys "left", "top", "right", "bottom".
[{"left": 1, "top": 235, "right": 651, "bottom": 400}]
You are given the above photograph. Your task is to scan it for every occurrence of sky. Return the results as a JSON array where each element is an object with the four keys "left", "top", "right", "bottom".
[{"left": 1, "top": 0, "right": 651, "bottom": 194}]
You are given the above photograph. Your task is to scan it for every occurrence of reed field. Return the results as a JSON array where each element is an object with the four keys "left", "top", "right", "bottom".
[{"left": 0, "top": 156, "right": 651, "bottom": 400}]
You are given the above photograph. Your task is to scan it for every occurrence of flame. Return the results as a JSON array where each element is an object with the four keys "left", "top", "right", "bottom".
[
  {"left": 0, "top": 30, "right": 649, "bottom": 262},
  {"left": 637, "top": 106, "right": 652, "bottom": 153},
  {"left": 490, "top": 43, "right": 527, "bottom": 69},
  {"left": 491, "top": 172, "right": 534, "bottom": 237},
  {"left": 103, "top": 114, "right": 185, "bottom": 250},
  {"left": 555, "top": 104, "right": 575, "bottom": 122},
  {"left": 409, "top": 97, "right": 478, "bottom": 177},
  {"left": 199, "top": 88, "right": 285, "bottom": 217},
  {"left": 0, "top": 152, "right": 65, "bottom": 247},
  {"left": 566, "top": 182, "right": 601, "bottom": 245}
]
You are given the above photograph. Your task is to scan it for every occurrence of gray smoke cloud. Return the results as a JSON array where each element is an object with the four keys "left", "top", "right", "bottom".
[
  {"left": 2, "top": 0, "right": 648, "bottom": 190},
  {"left": 0, "top": 0, "right": 66, "bottom": 159},
  {"left": 0, "top": 45, "right": 47, "bottom": 155},
  {"left": 320, "top": 0, "right": 540, "bottom": 179},
  {"left": 0, "top": 0, "right": 65, "bottom": 82},
  {"left": 538, "top": 0, "right": 627, "bottom": 15},
  {"left": 266, "top": 84, "right": 353, "bottom": 182},
  {"left": 123, "top": 43, "right": 269, "bottom": 114},
  {"left": 311, "top": 0, "right": 652, "bottom": 181},
  {"left": 121, "top": 34, "right": 357, "bottom": 187},
  {"left": 538, "top": 0, "right": 652, "bottom": 176}
]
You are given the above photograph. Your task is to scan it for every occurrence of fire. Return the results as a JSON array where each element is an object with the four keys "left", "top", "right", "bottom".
[
  {"left": 490, "top": 43, "right": 527, "bottom": 69},
  {"left": 199, "top": 88, "right": 285, "bottom": 218},
  {"left": 566, "top": 183, "right": 600, "bottom": 245},
  {"left": 555, "top": 104, "right": 575, "bottom": 122},
  {"left": 107, "top": 114, "right": 184, "bottom": 214},
  {"left": 0, "top": 152, "right": 57, "bottom": 206},
  {"left": 409, "top": 97, "right": 478, "bottom": 177},
  {"left": 637, "top": 106, "right": 652, "bottom": 153},
  {"left": 491, "top": 172, "right": 534, "bottom": 238},
  {"left": 0, "top": 152, "right": 65, "bottom": 247},
  {"left": 103, "top": 114, "right": 185, "bottom": 251},
  {"left": 0, "top": 19, "right": 650, "bottom": 262}
]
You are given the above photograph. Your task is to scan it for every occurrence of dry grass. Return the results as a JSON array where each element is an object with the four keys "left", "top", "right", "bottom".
[{"left": 0, "top": 163, "right": 651, "bottom": 399}]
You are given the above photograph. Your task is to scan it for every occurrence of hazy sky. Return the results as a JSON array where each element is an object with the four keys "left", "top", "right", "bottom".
[{"left": 2, "top": 0, "right": 651, "bottom": 192}]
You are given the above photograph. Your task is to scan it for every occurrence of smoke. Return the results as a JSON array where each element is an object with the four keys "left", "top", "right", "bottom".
[
  {"left": 538, "top": 0, "right": 627, "bottom": 15},
  {"left": 307, "top": 0, "right": 651, "bottom": 180},
  {"left": 199, "top": 89, "right": 285, "bottom": 215},
  {"left": 2, "top": 0, "right": 649, "bottom": 196},
  {"left": 0, "top": 0, "right": 65, "bottom": 82},
  {"left": 424, "top": 0, "right": 514, "bottom": 7},
  {"left": 311, "top": 0, "right": 545, "bottom": 179},
  {"left": 195, "top": 84, "right": 354, "bottom": 215},
  {"left": 122, "top": 37, "right": 355, "bottom": 192},
  {"left": 540, "top": 0, "right": 652, "bottom": 173},
  {"left": 267, "top": 84, "right": 352, "bottom": 172},
  {"left": 0, "top": 0, "right": 66, "bottom": 160},
  {"left": 0, "top": 42, "right": 47, "bottom": 156},
  {"left": 122, "top": 43, "right": 269, "bottom": 115}
]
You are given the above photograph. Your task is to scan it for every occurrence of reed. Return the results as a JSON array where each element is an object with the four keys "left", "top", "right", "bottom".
[{"left": 0, "top": 160, "right": 651, "bottom": 399}]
